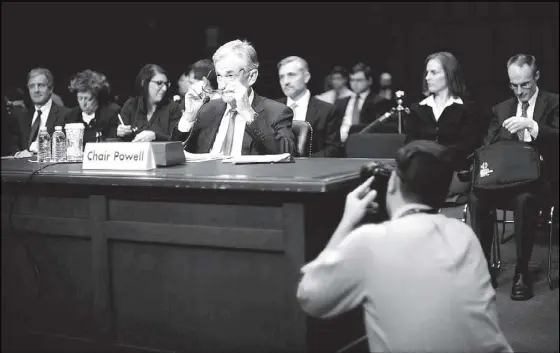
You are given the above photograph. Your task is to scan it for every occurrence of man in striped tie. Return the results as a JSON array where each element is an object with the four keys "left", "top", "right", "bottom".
[
  {"left": 175, "top": 39, "right": 296, "bottom": 156},
  {"left": 470, "top": 54, "right": 559, "bottom": 301},
  {"left": 11, "top": 68, "right": 68, "bottom": 158}
]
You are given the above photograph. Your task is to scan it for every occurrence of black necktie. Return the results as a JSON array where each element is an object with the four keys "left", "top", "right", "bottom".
[
  {"left": 28, "top": 109, "right": 42, "bottom": 148},
  {"left": 517, "top": 102, "right": 529, "bottom": 141},
  {"left": 221, "top": 110, "right": 237, "bottom": 156}
]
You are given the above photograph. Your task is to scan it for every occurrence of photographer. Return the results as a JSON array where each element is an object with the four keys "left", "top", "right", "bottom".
[{"left": 296, "top": 140, "right": 512, "bottom": 352}]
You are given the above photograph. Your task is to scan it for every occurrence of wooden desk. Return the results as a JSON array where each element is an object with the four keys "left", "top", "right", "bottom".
[{"left": 1, "top": 158, "right": 385, "bottom": 352}]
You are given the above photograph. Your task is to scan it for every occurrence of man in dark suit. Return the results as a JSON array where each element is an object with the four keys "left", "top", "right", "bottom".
[
  {"left": 334, "top": 63, "right": 380, "bottom": 143},
  {"left": 175, "top": 40, "right": 295, "bottom": 156},
  {"left": 12, "top": 68, "right": 69, "bottom": 158},
  {"left": 470, "top": 54, "right": 559, "bottom": 301},
  {"left": 276, "top": 56, "right": 342, "bottom": 157}
]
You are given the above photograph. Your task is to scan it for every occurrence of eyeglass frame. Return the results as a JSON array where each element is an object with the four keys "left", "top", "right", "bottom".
[
  {"left": 509, "top": 80, "right": 534, "bottom": 90},
  {"left": 200, "top": 68, "right": 252, "bottom": 96},
  {"left": 150, "top": 80, "right": 171, "bottom": 89}
]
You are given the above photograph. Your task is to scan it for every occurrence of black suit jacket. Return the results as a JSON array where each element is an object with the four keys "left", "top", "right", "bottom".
[
  {"left": 12, "top": 100, "right": 69, "bottom": 152},
  {"left": 278, "top": 96, "right": 342, "bottom": 157},
  {"left": 64, "top": 102, "right": 121, "bottom": 145},
  {"left": 120, "top": 97, "right": 182, "bottom": 142},
  {"left": 405, "top": 99, "right": 483, "bottom": 171},
  {"left": 177, "top": 92, "right": 296, "bottom": 155},
  {"left": 334, "top": 92, "right": 378, "bottom": 125},
  {"left": 484, "top": 90, "right": 559, "bottom": 182}
]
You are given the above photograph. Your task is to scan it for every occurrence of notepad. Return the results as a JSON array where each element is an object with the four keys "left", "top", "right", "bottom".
[
  {"left": 183, "top": 151, "right": 231, "bottom": 163},
  {"left": 222, "top": 153, "right": 293, "bottom": 165}
]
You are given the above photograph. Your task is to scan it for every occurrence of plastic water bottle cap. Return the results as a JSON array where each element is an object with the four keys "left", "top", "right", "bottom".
[
  {"left": 39, "top": 126, "right": 47, "bottom": 131},
  {"left": 55, "top": 126, "right": 63, "bottom": 130}
]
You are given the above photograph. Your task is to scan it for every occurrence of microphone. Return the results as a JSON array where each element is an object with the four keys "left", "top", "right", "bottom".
[
  {"left": 358, "top": 109, "right": 395, "bottom": 134},
  {"left": 357, "top": 90, "right": 410, "bottom": 134}
]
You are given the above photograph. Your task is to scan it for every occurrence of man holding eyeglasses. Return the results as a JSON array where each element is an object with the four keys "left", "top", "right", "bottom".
[
  {"left": 470, "top": 54, "right": 559, "bottom": 301},
  {"left": 11, "top": 67, "right": 69, "bottom": 158},
  {"left": 174, "top": 39, "right": 296, "bottom": 156}
]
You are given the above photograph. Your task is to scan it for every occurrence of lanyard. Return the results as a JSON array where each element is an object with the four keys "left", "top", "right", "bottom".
[{"left": 396, "top": 208, "right": 438, "bottom": 220}]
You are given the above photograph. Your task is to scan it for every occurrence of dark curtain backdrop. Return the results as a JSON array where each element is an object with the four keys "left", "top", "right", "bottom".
[{"left": 2, "top": 2, "right": 558, "bottom": 112}]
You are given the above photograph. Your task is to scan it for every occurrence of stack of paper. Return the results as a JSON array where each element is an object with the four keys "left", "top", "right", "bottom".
[
  {"left": 183, "top": 151, "right": 231, "bottom": 163},
  {"left": 222, "top": 153, "right": 292, "bottom": 165}
]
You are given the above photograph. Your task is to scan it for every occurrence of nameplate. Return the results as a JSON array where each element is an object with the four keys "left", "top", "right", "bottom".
[{"left": 83, "top": 142, "right": 156, "bottom": 170}]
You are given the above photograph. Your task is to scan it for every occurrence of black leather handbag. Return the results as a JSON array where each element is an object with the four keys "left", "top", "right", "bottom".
[{"left": 471, "top": 129, "right": 542, "bottom": 196}]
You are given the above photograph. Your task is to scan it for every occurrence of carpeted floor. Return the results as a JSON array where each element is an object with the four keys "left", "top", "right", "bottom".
[{"left": 442, "top": 207, "right": 560, "bottom": 353}]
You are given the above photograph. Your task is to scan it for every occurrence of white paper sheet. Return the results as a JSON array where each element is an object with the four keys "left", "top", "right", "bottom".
[
  {"left": 183, "top": 151, "right": 231, "bottom": 163},
  {"left": 222, "top": 153, "right": 292, "bottom": 165}
]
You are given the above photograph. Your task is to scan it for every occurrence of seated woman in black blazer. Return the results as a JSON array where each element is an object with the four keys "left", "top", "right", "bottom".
[
  {"left": 404, "top": 52, "right": 484, "bottom": 199},
  {"left": 66, "top": 69, "right": 121, "bottom": 145},
  {"left": 118, "top": 64, "right": 182, "bottom": 142}
]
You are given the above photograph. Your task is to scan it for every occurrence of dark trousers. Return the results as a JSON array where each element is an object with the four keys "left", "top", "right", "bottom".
[{"left": 470, "top": 188, "right": 540, "bottom": 275}]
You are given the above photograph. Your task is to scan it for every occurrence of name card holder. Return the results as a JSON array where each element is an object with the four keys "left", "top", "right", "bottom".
[{"left": 83, "top": 142, "right": 156, "bottom": 170}]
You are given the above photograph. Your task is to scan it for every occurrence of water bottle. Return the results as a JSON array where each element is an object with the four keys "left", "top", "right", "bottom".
[
  {"left": 52, "top": 126, "right": 67, "bottom": 162},
  {"left": 37, "top": 127, "right": 51, "bottom": 162}
]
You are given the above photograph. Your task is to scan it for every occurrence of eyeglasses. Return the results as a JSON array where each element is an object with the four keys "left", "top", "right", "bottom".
[
  {"left": 200, "top": 68, "right": 247, "bottom": 96},
  {"left": 27, "top": 83, "right": 48, "bottom": 89},
  {"left": 151, "top": 80, "right": 171, "bottom": 89},
  {"left": 509, "top": 81, "right": 533, "bottom": 90}
]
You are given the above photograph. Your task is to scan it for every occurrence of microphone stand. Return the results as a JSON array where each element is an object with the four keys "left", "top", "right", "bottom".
[
  {"left": 358, "top": 90, "right": 410, "bottom": 134},
  {"left": 394, "top": 92, "right": 410, "bottom": 134}
]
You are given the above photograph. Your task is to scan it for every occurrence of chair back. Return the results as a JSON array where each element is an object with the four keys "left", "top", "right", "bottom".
[
  {"left": 345, "top": 133, "right": 405, "bottom": 158},
  {"left": 291, "top": 120, "right": 313, "bottom": 157}
]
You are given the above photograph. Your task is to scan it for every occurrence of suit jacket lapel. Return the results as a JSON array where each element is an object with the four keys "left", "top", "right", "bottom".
[
  {"left": 305, "top": 97, "right": 319, "bottom": 127},
  {"left": 24, "top": 109, "right": 36, "bottom": 147},
  {"left": 532, "top": 91, "right": 546, "bottom": 123},
  {"left": 417, "top": 104, "right": 437, "bottom": 123},
  {"left": 506, "top": 99, "right": 517, "bottom": 122},
  {"left": 251, "top": 92, "right": 265, "bottom": 115},
  {"left": 45, "top": 103, "right": 60, "bottom": 132},
  {"left": 204, "top": 102, "right": 227, "bottom": 152}
]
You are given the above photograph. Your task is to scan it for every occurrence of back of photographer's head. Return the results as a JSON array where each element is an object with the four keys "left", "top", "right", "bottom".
[{"left": 390, "top": 140, "right": 454, "bottom": 210}]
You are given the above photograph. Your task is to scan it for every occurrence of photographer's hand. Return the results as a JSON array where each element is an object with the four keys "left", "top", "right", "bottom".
[
  {"left": 324, "top": 177, "right": 378, "bottom": 251},
  {"left": 342, "top": 176, "right": 378, "bottom": 228}
]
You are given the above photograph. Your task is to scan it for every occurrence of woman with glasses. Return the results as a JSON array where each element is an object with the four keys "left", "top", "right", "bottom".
[
  {"left": 404, "top": 52, "right": 484, "bottom": 201},
  {"left": 119, "top": 64, "right": 182, "bottom": 142},
  {"left": 65, "top": 69, "right": 120, "bottom": 145}
]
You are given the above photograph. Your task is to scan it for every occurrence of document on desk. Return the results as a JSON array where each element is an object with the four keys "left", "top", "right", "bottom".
[
  {"left": 183, "top": 151, "right": 231, "bottom": 163},
  {"left": 223, "top": 153, "right": 293, "bottom": 165}
]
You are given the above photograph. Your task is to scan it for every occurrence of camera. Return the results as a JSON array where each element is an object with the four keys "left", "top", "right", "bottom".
[{"left": 360, "top": 162, "right": 396, "bottom": 223}]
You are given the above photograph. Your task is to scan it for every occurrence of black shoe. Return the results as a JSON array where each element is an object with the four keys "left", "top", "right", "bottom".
[{"left": 511, "top": 273, "right": 533, "bottom": 301}]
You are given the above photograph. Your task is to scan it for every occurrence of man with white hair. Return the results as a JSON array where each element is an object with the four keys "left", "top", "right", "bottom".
[
  {"left": 277, "top": 56, "right": 342, "bottom": 157},
  {"left": 175, "top": 39, "right": 296, "bottom": 156}
]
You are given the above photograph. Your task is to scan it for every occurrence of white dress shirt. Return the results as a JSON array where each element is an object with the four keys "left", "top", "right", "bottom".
[
  {"left": 208, "top": 89, "right": 255, "bottom": 156},
  {"left": 340, "top": 89, "right": 371, "bottom": 142},
  {"left": 419, "top": 94, "right": 464, "bottom": 121},
  {"left": 29, "top": 98, "right": 53, "bottom": 152},
  {"left": 82, "top": 112, "right": 96, "bottom": 125},
  {"left": 516, "top": 86, "right": 540, "bottom": 141},
  {"left": 286, "top": 89, "right": 311, "bottom": 122},
  {"left": 297, "top": 202, "right": 513, "bottom": 353}
]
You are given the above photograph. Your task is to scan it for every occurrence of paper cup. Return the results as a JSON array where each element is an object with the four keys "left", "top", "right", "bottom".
[{"left": 65, "top": 123, "right": 85, "bottom": 162}]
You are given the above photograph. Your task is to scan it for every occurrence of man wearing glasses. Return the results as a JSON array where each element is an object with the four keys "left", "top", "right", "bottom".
[
  {"left": 470, "top": 54, "right": 559, "bottom": 301},
  {"left": 175, "top": 39, "right": 296, "bottom": 156}
]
